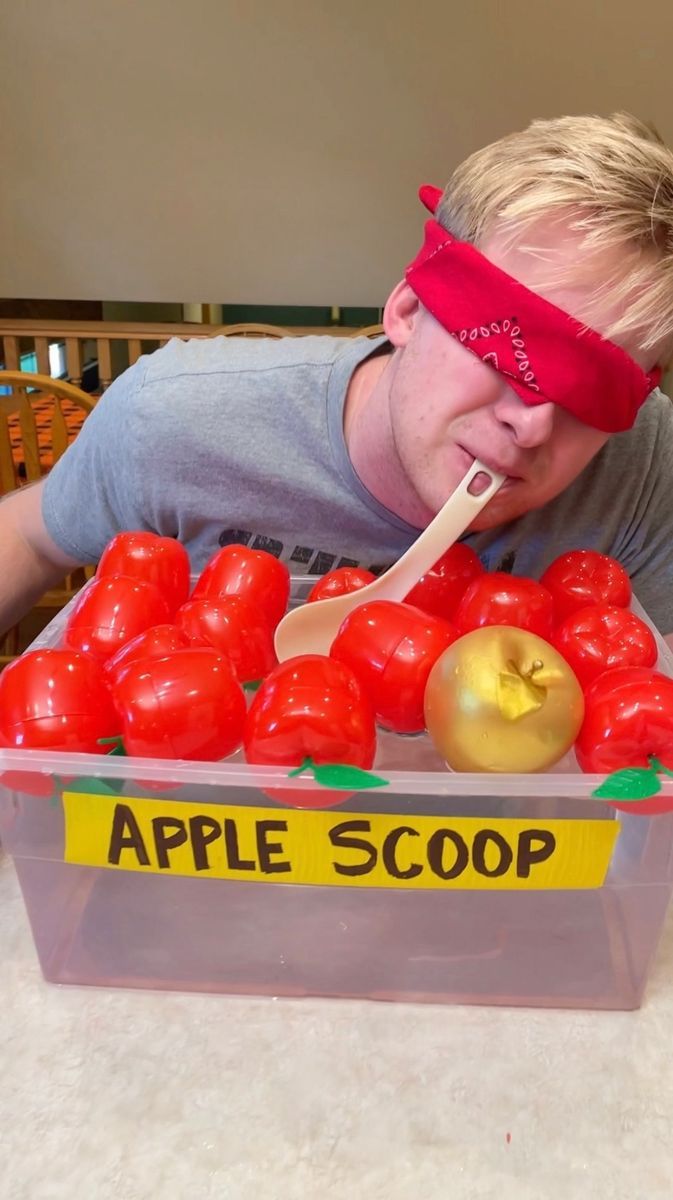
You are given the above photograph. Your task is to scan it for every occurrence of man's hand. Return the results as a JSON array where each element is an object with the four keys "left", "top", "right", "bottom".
[{"left": 0, "top": 481, "right": 86, "bottom": 637}]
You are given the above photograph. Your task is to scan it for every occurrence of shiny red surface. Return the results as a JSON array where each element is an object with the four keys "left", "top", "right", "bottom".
[
  {"left": 330, "top": 600, "right": 457, "bottom": 734},
  {"left": 192, "top": 545, "right": 290, "bottom": 627},
  {"left": 307, "top": 566, "right": 376, "bottom": 602},
  {"left": 575, "top": 666, "right": 673, "bottom": 814},
  {"left": 455, "top": 572, "right": 554, "bottom": 639},
  {"left": 64, "top": 576, "right": 171, "bottom": 662},
  {"left": 177, "top": 596, "right": 276, "bottom": 683},
  {"left": 243, "top": 655, "right": 376, "bottom": 807},
  {"left": 97, "top": 531, "right": 190, "bottom": 616},
  {"left": 113, "top": 648, "right": 246, "bottom": 761},
  {"left": 541, "top": 549, "right": 631, "bottom": 624},
  {"left": 554, "top": 604, "right": 658, "bottom": 689},
  {"left": 104, "top": 624, "right": 191, "bottom": 687},
  {"left": 404, "top": 542, "right": 484, "bottom": 621},
  {"left": 0, "top": 648, "right": 118, "bottom": 751}
]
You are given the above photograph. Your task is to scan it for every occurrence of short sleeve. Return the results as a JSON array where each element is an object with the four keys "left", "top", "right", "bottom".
[
  {"left": 617, "top": 393, "right": 673, "bottom": 635},
  {"left": 42, "top": 360, "right": 155, "bottom": 562}
]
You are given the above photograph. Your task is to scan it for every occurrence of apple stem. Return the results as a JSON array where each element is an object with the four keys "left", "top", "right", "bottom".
[
  {"left": 650, "top": 755, "right": 673, "bottom": 779},
  {"left": 287, "top": 757, "right": 315, "bottom": 778},
  {"left": 49, "top": 775, "right": 64, "bottom": 808}
]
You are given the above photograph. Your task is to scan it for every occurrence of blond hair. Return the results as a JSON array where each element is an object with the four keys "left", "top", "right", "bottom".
[{"left": 437, "top": 113, "right": 673, "bottom": 356}]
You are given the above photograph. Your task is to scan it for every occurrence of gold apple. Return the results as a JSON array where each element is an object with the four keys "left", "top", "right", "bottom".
[{"left": 424, "top": 625, "right": 584, "bottom": 773}]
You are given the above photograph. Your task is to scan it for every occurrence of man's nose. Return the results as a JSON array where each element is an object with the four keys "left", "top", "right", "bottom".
[{"left": 493, "top": 390, "right": 556, "bottom": 448}]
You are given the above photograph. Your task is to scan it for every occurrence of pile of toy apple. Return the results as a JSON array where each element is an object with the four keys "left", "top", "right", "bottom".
[{"left": 2, "top": 531, "right": 673, "bottom": 806}]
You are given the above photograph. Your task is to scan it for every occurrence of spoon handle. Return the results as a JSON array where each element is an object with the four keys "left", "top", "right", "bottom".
[
  {"left": 274, "top": 460, "right": 504, "bottom": 661},
  {"left": 376, "top": 460, "right": 504, "bottom": 600}
]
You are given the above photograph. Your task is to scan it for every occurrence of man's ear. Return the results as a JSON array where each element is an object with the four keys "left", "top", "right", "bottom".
[{"left": 383, "top": 281, "right": 420, "bottom": 348}]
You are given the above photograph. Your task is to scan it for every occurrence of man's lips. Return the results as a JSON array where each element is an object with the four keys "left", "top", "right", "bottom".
[{"left": 456, "top": 444, "right": 524, "bottom": 484}]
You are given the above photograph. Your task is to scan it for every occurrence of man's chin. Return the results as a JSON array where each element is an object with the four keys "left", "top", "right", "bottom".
[
  {"left": 468, "top": 489, "right": 551, "bottom": 531},
  {"left": 467, "top": 510, "right": 512, "bottom": 532}
]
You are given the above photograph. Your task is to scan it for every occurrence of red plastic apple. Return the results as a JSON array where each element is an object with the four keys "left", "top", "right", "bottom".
[
  {"left": 541, "top": 549, "right": 631, "bottom": 624},
  {"left": 307, "top": 566, "right": 376, "bottom": 602},
  {"left": 64, "top": 576, "right": 171, "bottom": 663},
  {"left": 455, "top": 572, "right": 555, "bottom": 640},
  {"left": 104, "top": 624, "right": 191, "bottom": 688},
  {"left": 404, "top": 542, "right": 484, "bottom": 621},
  {"left": 553, "top": 604, "right": 658, "bottom": 689},
  {"left": 576, "top": 667, "right": 673, "bottom": 815},
  {"left": 113, "top": 648, "right": 246, "bottom": 761},
  {"left": 176, "top": 596, "right": 277, "bottom": 683},
  {"left": 330, "top": 600, "right": 457, "bottom": 733},
  {"left": 244, "top": 655, "right": 376, "bottom": 808},
  {"left": 0, "top": 648, "right": 118, "bottom": 752},
  {"left": 97, "top": 531, "right": 190, "bottom": 616},
  {"left": 192, "top": 545, "right": 290, "bottom": 627}
]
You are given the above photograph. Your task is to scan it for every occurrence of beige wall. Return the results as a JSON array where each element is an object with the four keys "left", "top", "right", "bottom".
[{"left": 1, "top": 0, "right": 672, "bottom": 305}]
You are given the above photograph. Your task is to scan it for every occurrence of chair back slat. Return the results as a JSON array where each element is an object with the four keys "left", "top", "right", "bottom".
[
  {"left": 96, "top": 338, "right": 113, "bottom": 390},
  {"left": 35, "top": 336, "right": 51, "bottom": 375},
  {"left": 17, "top": 395, "right": 42, "bottom": 482},
  {"left": 1, "top": 335, "right": 20, "bottom": 371},
  {"left": 0, "top": 398, "right": 18, "bottom": 492},
  {"left": 218, "top": 322, "right": 294, "bottom": 338},
  {"left": 0, "top": 371, "right": 94, "bottom": 496},
  {"left": 65, "top": 337, "right": 83, "bottom": 387},
  {"left": 51, "top": 400, "right": 71, "bottom": 463}
]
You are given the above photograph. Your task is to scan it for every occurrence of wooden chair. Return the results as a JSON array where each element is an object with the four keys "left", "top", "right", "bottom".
[
  {"left": 350, "top": 323, "right": 385, "bottom": 338},
  {"left": 216, "top": 322, "right": 295, "bottom": 338},
  {"left": 0, "top": 371, "right": 96, "bottom": 666}
]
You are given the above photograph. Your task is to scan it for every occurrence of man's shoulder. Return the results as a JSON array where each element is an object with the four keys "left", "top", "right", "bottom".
[
  {"left": 634, "top": 388, "right": 673, "bottom": 437},
  {"left": 590, "top": 388, "right": 672, "bottom": 473},
  {"left": 141, "top": 333, "right": 370, "bottom": 386}
]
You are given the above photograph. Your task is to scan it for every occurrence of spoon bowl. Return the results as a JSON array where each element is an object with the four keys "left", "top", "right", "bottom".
[{"left": 274, "top": 460, "right": 504, "bottom": 661}]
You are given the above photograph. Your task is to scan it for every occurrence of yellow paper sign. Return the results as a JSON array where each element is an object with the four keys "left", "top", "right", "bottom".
[{"left": 63, "top": 791, "right": 619, "bottom": 891}]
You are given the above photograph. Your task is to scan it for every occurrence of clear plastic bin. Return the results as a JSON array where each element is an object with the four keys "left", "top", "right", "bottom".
[{"left": 2, "top": 579, "right": 673, "bottom": 1010}]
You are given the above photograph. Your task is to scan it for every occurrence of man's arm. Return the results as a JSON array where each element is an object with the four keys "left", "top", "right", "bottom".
[{"left": 0, "top": 481, "right": 86, "bottom": 637}]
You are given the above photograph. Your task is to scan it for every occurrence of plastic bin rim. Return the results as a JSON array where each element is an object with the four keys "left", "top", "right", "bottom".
[{"left": 0, "top": 744, "right": 664, "bottom": 802}]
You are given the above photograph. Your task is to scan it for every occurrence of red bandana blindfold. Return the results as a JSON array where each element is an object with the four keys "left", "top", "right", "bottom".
[{"left": 404, "top": 185, "right": 660, "bottom": 433}]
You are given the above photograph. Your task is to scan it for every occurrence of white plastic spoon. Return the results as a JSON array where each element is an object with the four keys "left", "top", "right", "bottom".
[{"left": 274, "top": 459, "right": 505, "bottom": 661}]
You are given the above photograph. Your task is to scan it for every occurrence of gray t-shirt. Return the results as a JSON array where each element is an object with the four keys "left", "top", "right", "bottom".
[{"left": 42, "top": 333, "right": 673, "bottom": 632}]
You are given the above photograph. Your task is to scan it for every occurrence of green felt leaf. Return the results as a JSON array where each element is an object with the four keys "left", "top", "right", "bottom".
[
  {"left": 592, "top": 768, "right": 661, "bottom": 801},
  {"left": 64, "top": 777, "right": 122, "bottom": 796},
  {"left": 286, "top": 758, "right": 389, "bottom": 790},
  {"left": 48, "top": 775, "right": 65, "bottom": 807},
  {"left": 311, "top": 764, "right": 390, "bottom": 790},
  {"left": 243, "top": 678, "right": 263, "bottom": 693},
  {"left": 105, "top": 742, "right": 127, "bottom": 757},
  {"left": 47, "top": 745, "right": 127, "bottom": 805}
]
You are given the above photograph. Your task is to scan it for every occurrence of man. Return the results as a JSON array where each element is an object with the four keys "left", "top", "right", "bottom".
[{"left": 2, "top": 112, "right": 673, "bottom": 641}]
